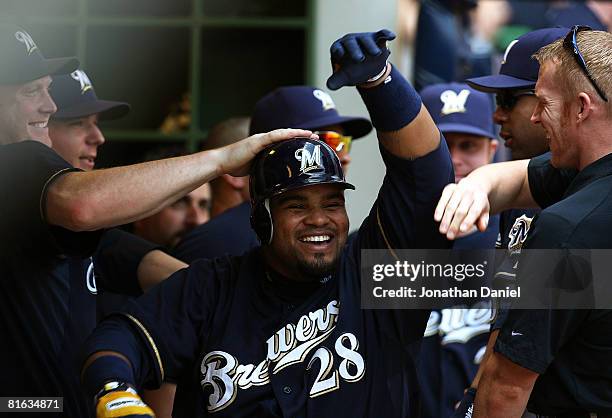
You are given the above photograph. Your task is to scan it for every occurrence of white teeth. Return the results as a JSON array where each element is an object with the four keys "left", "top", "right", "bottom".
[
  {"left": 301, "top": 235, "right": 331, "bottom": 243},
  {"left": 30, "top": 122, "right": 47, "bottom": 128}
]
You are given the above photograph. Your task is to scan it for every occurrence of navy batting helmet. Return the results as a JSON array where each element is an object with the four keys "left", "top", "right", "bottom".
[{"left": 249, "top": 137, "right": 355, "bottom": 244}]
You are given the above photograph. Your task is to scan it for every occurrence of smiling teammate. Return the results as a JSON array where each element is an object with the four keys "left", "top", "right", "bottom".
[{"left": 437, "top": 27, "right": 612, "bottom": 417}]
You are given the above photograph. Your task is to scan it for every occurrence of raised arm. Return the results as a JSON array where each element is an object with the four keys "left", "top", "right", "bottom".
[
  {"left": 46, "top": 128, "right": 316, "bottom": 231},
  {"left": 327, "top": 29, "right": 453, "bottom": 253},
  {"left": 327, "top": 30, "right": 439, "bottom": 158}
]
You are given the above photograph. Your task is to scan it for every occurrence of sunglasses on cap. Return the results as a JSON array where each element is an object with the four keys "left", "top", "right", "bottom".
[
  {"left": 315, "top": 131, "right": 352, "bottom": 154},
  {"left": 495, "top": 89, "right": 535, "bottom": 110},
  {"left": 563, "top": 25, "right": 608, "bottom": 102}
]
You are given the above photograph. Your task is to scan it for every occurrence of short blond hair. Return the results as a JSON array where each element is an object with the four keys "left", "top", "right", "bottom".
[{"left": 533, "top": 30, "right": 612, "bottom": 107}]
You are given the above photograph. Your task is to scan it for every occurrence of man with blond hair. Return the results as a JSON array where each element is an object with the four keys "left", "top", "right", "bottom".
[{"left": 435, "top": 27, "right": 612, "bottom": 417}]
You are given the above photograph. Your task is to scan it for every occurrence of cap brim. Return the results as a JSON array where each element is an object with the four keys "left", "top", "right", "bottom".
[
  {"left": 438, "top": 123, "right": 495, "bottom": 139},
  {"left": 466, "top": 74, "right": 536, "bottom": 93},
  {"left": 294, "top": 115, "right": 373, "bottom": 140},
  {"left": 52, "top": 99, "right": 131, "bottom": 121},
  {"left": 6, "top": 56, "right": 80, "bottom": 85}
]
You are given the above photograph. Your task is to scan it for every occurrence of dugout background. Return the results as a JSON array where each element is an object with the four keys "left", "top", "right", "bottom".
[{"left": 0, "top": 0, "right": 399, "bottom": 230}]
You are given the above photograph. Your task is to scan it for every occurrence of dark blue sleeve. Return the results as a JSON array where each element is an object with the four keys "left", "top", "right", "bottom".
[
  {"left": 173, "top": 202, "right": 259, "bottom": 262},
  {"left": 528, "top": 153, "right": 577, "bottom": 209},
  {"left": 357, "top": 137, "right": 454, "bottom": 251},
  {"left": 0, "top": 140, "right": 101, "bottom": 262},
  {"left": 452, "top": 214, "right": 499, "bottom": 250},
  {"left": 82, "top": 258, "right": 226, "bottom": 388},
  {"left": 349, "top": 137, "right": 453, "bottom": 347},
  {"left": 94, "top": 229, "right": 162, "bottom": 296}
]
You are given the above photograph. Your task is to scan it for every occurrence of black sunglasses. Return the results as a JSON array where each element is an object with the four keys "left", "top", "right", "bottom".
[
  {"left": 495, "top": 89, "right": 535, "bottom": 110},
  {"left": 563, "top": 25, "right": 608, "bottom": 102}
]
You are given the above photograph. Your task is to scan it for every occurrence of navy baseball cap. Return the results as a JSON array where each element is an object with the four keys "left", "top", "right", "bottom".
[
  {"left": 421, "top": 82, "right": 495, "bottom": 138},
  {"left": 467, "top": 27, "right": 569, "bottom": 92},
  {"left": 0, "top": 24, "right": 78, "bottom": 85},
  {"left": 249, "top": 86, "right": 372, "bottom": 139},
  {"left": 51, "top": 69, "right": 130, "bottom": 120}
]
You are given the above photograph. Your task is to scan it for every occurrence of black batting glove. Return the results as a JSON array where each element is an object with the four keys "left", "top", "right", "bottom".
[{"left": 326, "top": 29, "right": 396, "bottom": 91}]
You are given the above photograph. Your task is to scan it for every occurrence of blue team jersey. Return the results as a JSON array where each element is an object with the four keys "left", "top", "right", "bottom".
[
  {"left": 173, "top": 201, "right": 259, "bottom": 263},
  {"left": 0, "top": 141, "right": 155, "bottom": 417},
  {"left": 418, "top": 216, "right": 498, "bottom": 418},
  {"left": 86, "top": 140, "right": 454, "bottom": 417},
  {"left": 0, "top": 141, "right": 101, "bottom": 416}
]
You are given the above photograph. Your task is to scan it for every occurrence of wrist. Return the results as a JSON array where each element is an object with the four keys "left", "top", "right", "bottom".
[
  {"left": 204, "top": 148, "right": 225, "bottom": 178},
  {"left": 357, "top": 65, "right": 422, "bottom": 132},
  {"left": 95, "top": 381, "right": 137, "bottom": 403},
  {"left": 462, "top": 170, "right": 493, "bottom": 197},
  {"left": 95, "top": 381, "right": 154, "bottom": 417},
  {"left": 358, "top": 62, "right": 392, "bottom": 89},
  {"left": 82, "top": 354, "right": 135, "bottom": 399}
]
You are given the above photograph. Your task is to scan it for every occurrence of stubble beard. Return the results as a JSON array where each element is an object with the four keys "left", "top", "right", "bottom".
[{"left": 296, "top": 251, "right": 339, "bottom": 280}]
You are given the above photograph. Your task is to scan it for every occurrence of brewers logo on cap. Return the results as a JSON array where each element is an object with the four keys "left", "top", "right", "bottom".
[
  {"left": 14, "top": 30, "right": 37, "bottom": 55},
  {"left": 70, "top": 70, "right": 93, "bottom": 94},
  {"left": 501, "top": 39, "right": 519, "bottom": 65},
  {"left": 440, "top": 89, "right": 470, "bottom": 115},
  {"left": 312, "top": 89, "right": 336, "bottom": 111}
]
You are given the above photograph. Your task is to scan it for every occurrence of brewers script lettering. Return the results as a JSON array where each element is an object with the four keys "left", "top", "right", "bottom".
[{"left": 200, "top": 300, "right": 366, "bottom": 412}]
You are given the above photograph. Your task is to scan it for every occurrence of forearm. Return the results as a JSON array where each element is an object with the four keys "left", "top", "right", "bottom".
[
  {"left": 466, "top": 160, "right": 535, "bottom": 214},
  {"left": 473, "top": 353, "right": 535, "bottom": 418},
  {"left": 94, "top": 229, "right": 170, "bottom": 296},
  {"left": 46, "top": 150, "right": 221, "bottom": 231},
  {"left": 358, "top": 64, "right": 440, "bottom": 159},
  {"left": 46, "top": 127, "right": 315, "bottom": 231},
  {"left": 82, "top": 351, "right": 137, "bottom": 397},
  {"left": 137, "top": 250, "right": 187, "bottom": 292},
  {"left": 471, "top": 329, "right": 499, "bottom": 388},
  {"left": 376, "top": 107, "right": 440, "bottom": 158},
  {"left": 82, "top": 315, "right": 162, "bottom": 393},
  {"left": 474, "top": 378, "right": 530, "bottom": 418}
]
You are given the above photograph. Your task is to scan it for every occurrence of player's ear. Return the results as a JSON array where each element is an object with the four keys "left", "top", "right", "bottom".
[{"left": 577, "top": 92, "right": 593, "bottom": 123}]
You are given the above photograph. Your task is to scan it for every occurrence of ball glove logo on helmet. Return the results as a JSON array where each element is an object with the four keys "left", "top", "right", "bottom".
[{"left": 249, "top": 137, "right": 354, "bottom": 244}]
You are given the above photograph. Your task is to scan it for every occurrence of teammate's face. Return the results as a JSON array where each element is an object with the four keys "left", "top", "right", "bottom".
[
  {"left": 0, "top": 76, "right": 56, "bottom": 146},
  {"left": 133, "top": 183, "right": 212, "bottom": 248},
  {"left": 267, "top": 184, "right": 349, "bottom": 281},
  {"left": 445, "top": 133, "right": 497, "bottom": 182},
  {"left": 49, "top": 114, "right": 105, "bottom": 170},
  {"left": 493, "top": 93, "right": 549, "bottom": 160},
  {"left": 531, "top": 62, "right": 578, "bottom": 168}
]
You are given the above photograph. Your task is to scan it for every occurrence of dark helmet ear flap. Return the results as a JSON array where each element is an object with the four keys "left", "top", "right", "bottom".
[{"left": 250, "top": 199, "right": 273, "bottom": 245}]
